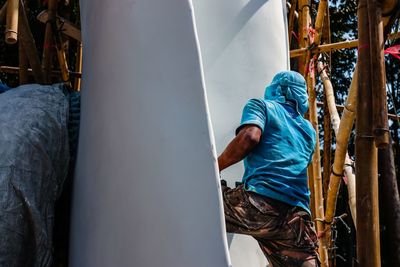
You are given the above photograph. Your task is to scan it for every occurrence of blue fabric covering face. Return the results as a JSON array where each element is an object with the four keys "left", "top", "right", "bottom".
[{"left": 237, "top": 71, "right": 316, "bottom": 213}]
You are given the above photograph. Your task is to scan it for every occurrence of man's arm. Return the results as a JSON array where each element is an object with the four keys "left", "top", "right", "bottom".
[{"left": 217, "top": 125, "right": 262, "bottom": 172}]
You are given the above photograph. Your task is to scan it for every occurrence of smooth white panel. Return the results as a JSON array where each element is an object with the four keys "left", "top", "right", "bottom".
[
  {"left": 70, "top": 1, "right": 230, "bottom": 266},
  {"left": 192, "top": 0, "right": 289, "bottom": 266}
]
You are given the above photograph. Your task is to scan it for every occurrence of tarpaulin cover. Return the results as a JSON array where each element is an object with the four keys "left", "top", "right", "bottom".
[{"left": 0, "top": 84, "right": 70, "bottom": 267}]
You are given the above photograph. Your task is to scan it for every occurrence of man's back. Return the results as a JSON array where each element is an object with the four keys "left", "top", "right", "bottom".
[{"left": 241, "top": 98, "right": 316, "bottom": 213}]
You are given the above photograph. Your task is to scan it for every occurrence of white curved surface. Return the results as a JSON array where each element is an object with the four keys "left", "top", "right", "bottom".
[
  {"left": 70, "top": 1, "right": 230, "bottom": 266},
  {"left": 192, "top": 0, "right": 289, "bottom": 266}
]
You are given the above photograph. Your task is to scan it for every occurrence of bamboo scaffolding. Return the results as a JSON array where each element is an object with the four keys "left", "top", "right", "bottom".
[
  {"left": 18, "top": 0, "right": 44, "bottom": 84},
  {"left": 291, "top": 40, "right": 358, "bottom": 58},
  {"left": 307, "top": 73, "right": 329, "bottom": 267},
  {"left": 368, "top": 0, "right": 390, "bottom": 148},
  {"left": 18, "top": 36, "right": 28, "bottom": 84},
  {"left": 301, "top": 0, "right": 328, "bottom": 76},
  {"left": 356, "top": 0, "right": 381, "bottom": 265},
  {"left": 290, "top": 30, "right": 400, "bottom": 58},
  {"left": 318, "top": 62, "right": 357, "bottom": 225},
  {"left": 5, "top": 0, "right": 19, "bottom": 44},
  {"left": 42, "top": 0, "right": 57, "bottom": 84},
  {"left": 316, "top": 102, "right": 399, "bottom": 120}
]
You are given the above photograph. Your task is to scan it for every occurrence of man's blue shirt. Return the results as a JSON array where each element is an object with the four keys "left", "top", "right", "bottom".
[{"left": 237, "top": 98, "right": 316, "bottom": 213}]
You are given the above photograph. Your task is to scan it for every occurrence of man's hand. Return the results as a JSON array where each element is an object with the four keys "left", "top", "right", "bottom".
[{"left": 217, "top": 125, "right": 262, "bottom": 172}]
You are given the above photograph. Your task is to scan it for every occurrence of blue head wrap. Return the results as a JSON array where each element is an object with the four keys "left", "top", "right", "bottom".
[{"left": 264, "top": 71, "right": 309, "bottom": 115}]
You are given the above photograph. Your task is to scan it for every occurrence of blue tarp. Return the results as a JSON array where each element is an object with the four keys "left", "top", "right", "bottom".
[{"left": 0, "top": 84, "right": 70, "bottom": 267}]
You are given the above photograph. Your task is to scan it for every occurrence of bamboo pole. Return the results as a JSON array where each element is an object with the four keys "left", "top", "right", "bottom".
[
  {"left": 299, "top": 2, "right": 330, "bottom": 264},
  {"left": 42, "top": 0, "right": 57, "bottom": 84},
  {"left": 5, "top": 0, "right": 19, "bottom": 44},
  {"left": 291, "top": 40, "right": 358, "bottom": 58},
  {"left": 322, "top": 95, "right": 331, "bottom": 202},
  {"left": 322, "top": 5, "right": 332, "bottom": 211},
  {"left": 307, "top": 73, "right": 329, "bottom": 267},
  {"left": 318, "top": 62, "right": 357, "bottom": 225},
  {"left": 18, "top": 37, "right": 28, "bottom": 84},
  {"left": 297, "top": 0, "right": 318, "bottom": 225},
  {"left": 322, "top": 4, "right": 331, "bottom": 52},
  {"left": 318, "top": 62, "right": 357, "bottom": 266},
  {"left": 308, "top": 164, "right": 316, "bottom": 219},
  {"left": 18, "top": 0, "right": 44, "bottom": 84},
  {"left": 74, "top": 42, "right": 82, "bottom": 90},
  {"left": 288, "top": 0, "right": 298, "bottom": 46},
  {"left": 305, "top": 109, "right": 317, "bottom": 220},
  {"left": 299, "top": 0, "right": 310, "bottom": 45},
  {"left": 378, "top": 137, "right": 400, "bottom": 267},
  {"left": 297, "top": 0, "right": 310, "bottom": 73},
  {"left": 56, "top": 49, "right": 70, "bottom": 82},
  {"left": 368, "top": 0, "right": 390, "bottom": 148},
  {"left": 313, "top": 0, "right": 328, "bottom": 45},
  {"left": 356, "top": 0, "right": 381, "bottom": 265},
  {"left": 302, "top": 0, "right": 327, "bottom": 76},
  {"left": 53, "top": 29, "right": 70, "bottom": 83}
]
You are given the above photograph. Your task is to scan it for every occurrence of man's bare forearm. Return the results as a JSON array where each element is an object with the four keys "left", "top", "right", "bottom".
[{"left": 218, "top": 125, "right": 261, "bottom": 171}]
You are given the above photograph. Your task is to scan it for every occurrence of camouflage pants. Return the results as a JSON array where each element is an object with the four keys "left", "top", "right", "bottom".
[{"left": 222, "top": 184, "right": 320, "bottom": 267}]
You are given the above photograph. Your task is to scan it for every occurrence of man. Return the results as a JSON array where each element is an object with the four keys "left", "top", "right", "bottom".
[{"left": 218, "top": 71, "right": 319, "bottom": 267}]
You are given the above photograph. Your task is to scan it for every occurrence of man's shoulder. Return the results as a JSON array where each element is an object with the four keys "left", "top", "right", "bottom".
[
  {"left": 245, "top": 98, "right": 267, "bottom": 105},
  {"left": 243, "top": 98, "right": 268, "bottom": 111}
]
